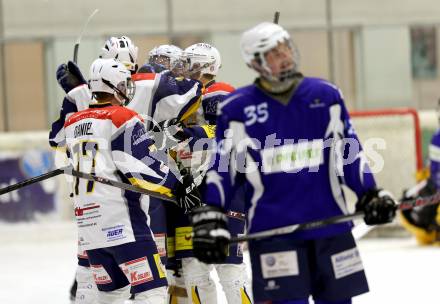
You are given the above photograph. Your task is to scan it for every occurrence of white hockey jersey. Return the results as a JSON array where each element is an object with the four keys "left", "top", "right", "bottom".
[{"left": 64, "top": 102, "right": 178, "bottom": 250}]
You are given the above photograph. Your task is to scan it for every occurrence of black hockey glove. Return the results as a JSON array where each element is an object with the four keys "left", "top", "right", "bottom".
[
  {"left": 151, "top": 118, "right": 189, "bottom": 150},
  {"left": 356, "top": 188, "right": 397, "bottom": 225},
  {"left": 56, "top": 61, "right": 87, "bottom": 94},
  {"left": 190, "top": 205, "right": 230, "bottom": 264},
  {"left": 173, "top": 170, "right": 202, "bottom": 213},
  {"left": 401, "top": 179, "right": 440, "bottom": 231}
]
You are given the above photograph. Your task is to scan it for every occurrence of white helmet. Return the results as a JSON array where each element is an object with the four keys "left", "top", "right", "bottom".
[
  {"left": 88, "top": 58, "right": 135, "bottom": 105},
  {"left": 148, "top": 44, "right": 183, "bottom": 70},
  {"left": 100, "top": 36, "right": 139, "bottom": 72},
  {"left": 184, "top": 43, "right": 221, "bottom": 76},
  {"left": 240, "top": 22, "right": 299, "bottom": 81}
]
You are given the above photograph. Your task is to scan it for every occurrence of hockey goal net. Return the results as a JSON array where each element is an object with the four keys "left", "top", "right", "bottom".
[
  {"left": 345, "top": 108, "right": 423, "bottom": 236},
  {"left": 350, "top": 108, "right": 422, "bottom": 198}
]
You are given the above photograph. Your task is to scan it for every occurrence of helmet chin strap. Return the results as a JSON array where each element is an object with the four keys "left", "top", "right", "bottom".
[
  {"left": 114, "top": 92, "right": 126, "bottom": 105},
  {"left": 102, "top": 78, "right": 130, "bottom": 105},
  {"left": 259, "top": 67, "right": 302, "bottom": 94},
  {"left": 256, "top": 55, "right": 300, "bottom": 94}
]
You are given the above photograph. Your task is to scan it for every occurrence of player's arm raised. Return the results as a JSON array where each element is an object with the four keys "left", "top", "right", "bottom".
[{"left": 49, "top": 61, "right": 89, "bottom": 148}]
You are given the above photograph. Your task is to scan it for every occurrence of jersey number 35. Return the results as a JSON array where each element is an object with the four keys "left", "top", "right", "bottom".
[{"left": 244, "top": 102, "right": 269, "bottom": 126}]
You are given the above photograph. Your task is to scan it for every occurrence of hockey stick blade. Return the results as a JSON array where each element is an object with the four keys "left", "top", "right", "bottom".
[{"left": 73, "top": 8, "right": 99, "bottom": 63}]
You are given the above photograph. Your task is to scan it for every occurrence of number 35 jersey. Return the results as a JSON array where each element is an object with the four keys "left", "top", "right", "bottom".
[
  {"left": 204, "top": 77, "right": 377, "bottom": 239},
  {"left": 64, "top": 102, "right": 178, "bottom": 250}
]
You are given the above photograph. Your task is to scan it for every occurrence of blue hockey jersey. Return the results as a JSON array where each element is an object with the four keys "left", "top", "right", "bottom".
[
  {"left": 204, "top": 77, "right": 376, "bottom": 239},
  {"left": 429, "top": 130, "right": 440, "bottom": 188},
  {"left": 200, "top": 80, "right": 235, "bottom": 125}
]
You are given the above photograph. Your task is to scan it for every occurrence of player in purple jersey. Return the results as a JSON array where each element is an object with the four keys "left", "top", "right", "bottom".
[
  {"left": 190, "top": 22, "right": 397, "bottom": 304},
  {"left": 401, "top": 105, "right": 440, "bottom": 244}
]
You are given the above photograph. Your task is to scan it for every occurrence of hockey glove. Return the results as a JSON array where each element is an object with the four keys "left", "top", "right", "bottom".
[
  {"left": 151, "top": 118, "right": 189, "bottom": 150},
  {"left": 173, "top": 170, "right": 202, "bottom": 213},
  {"left": 56, "top": 61, "right": 87, "bottom": 93},
  {"left": 356, "top": 188, "right": 397, "bottom": 225},
  {"left": 190, "top": 205, "right": 230, "bottom": 264},
  {"left": 401, "top": 179, "right": 440, "bottom": 231}
]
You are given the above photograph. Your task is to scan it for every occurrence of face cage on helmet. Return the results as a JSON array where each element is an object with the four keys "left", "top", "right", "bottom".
[
  {"left": 101, "top": 78, "right": 136, "bottom": 105},
  {"left": 149, "top": 55, "right": 171, "bottom": 69},
  {"left": 187, "top": 57, "right": 216, "bottom": 77},
  {"left": 254, "top": 38, "right": 298, "bottom": 82}
]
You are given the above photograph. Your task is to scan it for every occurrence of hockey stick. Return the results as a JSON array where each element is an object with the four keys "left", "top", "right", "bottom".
[
  {"left": 0, "top": 166, "right": 176, "bottom": 203},
  {"left": 0, "top": 166, "right": 69, "bottom": 196},
  {"left": 63, "top": 167, "right": 176, "bottom": 203},
  {"left": 73, "top": 8, "right": 99, "bottom": 63},
  {"left": 230, "top": 212, "right": 364, "bottom": 244},
  {"left": 230, "top": 190, "right": 440, "bottom": 243}
]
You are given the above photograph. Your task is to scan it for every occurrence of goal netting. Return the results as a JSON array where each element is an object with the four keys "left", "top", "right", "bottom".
[{"left": 346, "top": 108, "right": 424, "bottom": 236}]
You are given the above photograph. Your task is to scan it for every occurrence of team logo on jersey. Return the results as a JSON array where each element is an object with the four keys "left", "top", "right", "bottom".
[
  {"left": 264, "top": 280, "right": 280, "bottom": 291},
  {"left": 261, "top": 140, "right": 324, "bottom": 173},
  {"left": 309, "top": 98, "right": 325, "bottom": 108},
  {"left": 265, "top": 255, "right": 276, "bottom": 266},
  {"left": 205, "top": 100, "right": 218, "bottom": 114}
]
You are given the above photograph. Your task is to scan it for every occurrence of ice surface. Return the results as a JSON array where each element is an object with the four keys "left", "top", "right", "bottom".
[{"left": 0, "top": 222, "right": 438, "bottom": 304}]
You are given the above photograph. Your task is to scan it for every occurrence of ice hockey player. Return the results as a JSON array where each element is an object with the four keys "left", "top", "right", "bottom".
[
  {"left": 143, "top": 44, "right": 185, "bottom": 76},
  {"left": 63, "top": 57, "right": 201, "bottom": 304},
  {"left": 51, "top": 37, "right": 142, "bottom": 303},
  {"left": 185, "top": 43, "right": 235, "bottom": 125},
  {"left": 190, "top": 22, "right": 397, "bottom": 304},
  {"left": 401, "top": 108, "right": 440, "bottom": 244},
  {"left": 169, "top": 42, "right": 252, "bottom": 304}
]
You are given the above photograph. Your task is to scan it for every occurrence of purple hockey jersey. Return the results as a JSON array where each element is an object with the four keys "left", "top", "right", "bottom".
[{"left": 204, "top": 77, "right": 376, "bottom": 239}]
